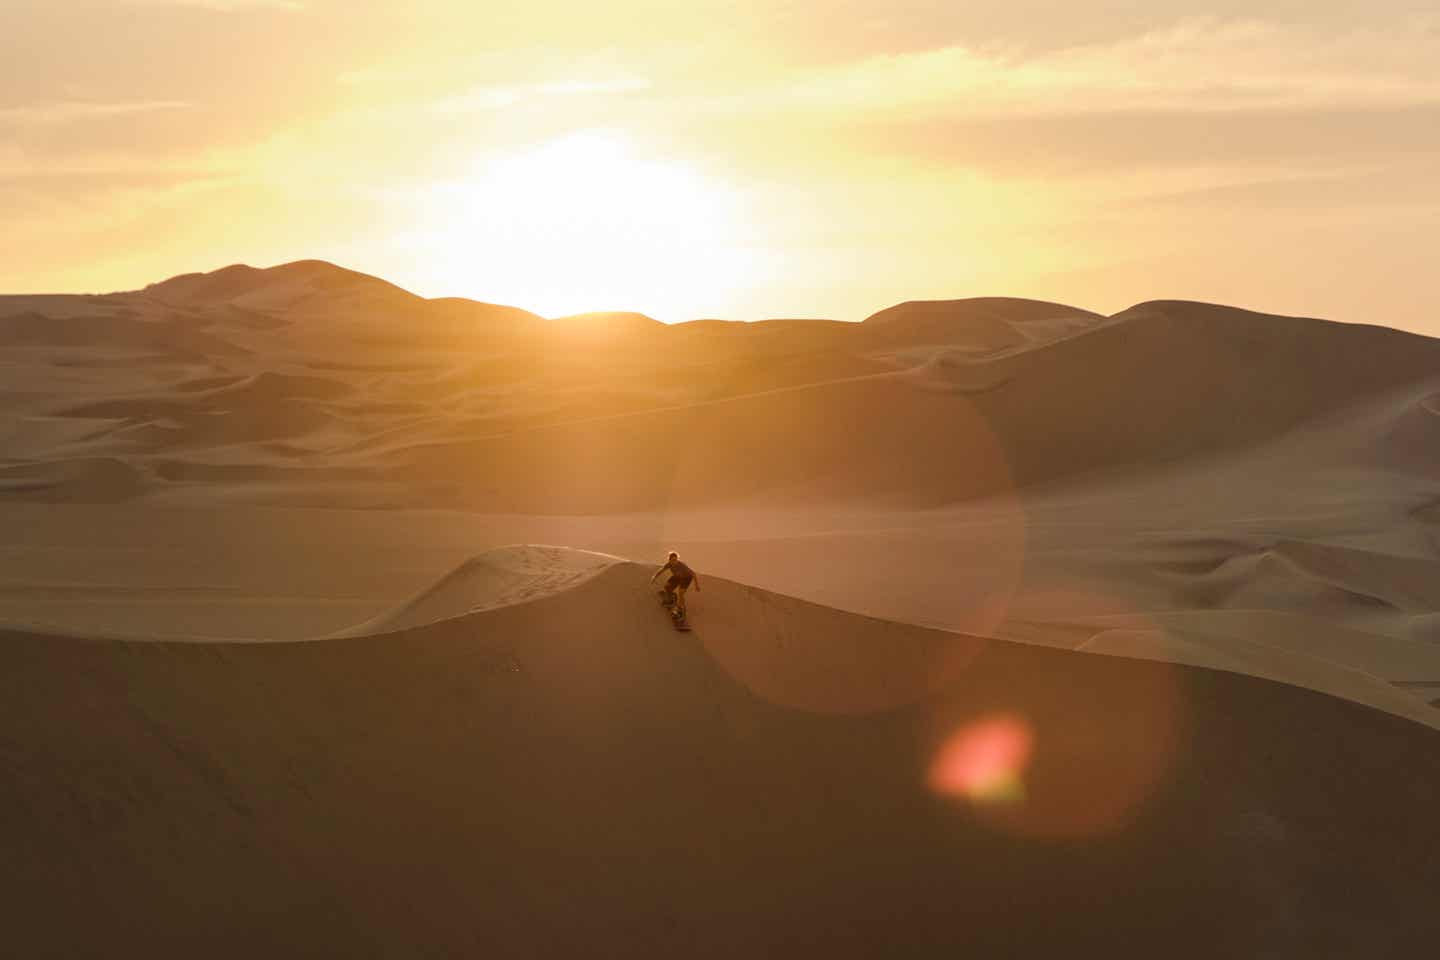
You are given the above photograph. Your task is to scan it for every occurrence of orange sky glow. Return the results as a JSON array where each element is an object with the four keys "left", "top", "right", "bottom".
[{"left": 2, "top": 1, "right": 1437, "bottom": 329}]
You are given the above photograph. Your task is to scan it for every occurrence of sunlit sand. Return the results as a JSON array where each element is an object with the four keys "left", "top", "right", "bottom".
[{"left": 3, "top": 259, "right": 1439, "bottom": 954}]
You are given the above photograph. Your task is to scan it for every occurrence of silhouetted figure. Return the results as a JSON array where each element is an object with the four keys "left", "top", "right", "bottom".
[{"left": 651, "top": 551, "right": 700, "bottom": 615}]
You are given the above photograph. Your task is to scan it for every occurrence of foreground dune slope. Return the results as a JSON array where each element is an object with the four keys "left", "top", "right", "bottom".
[{"left": 3, "top": 549, "right": 1438, "bottom": 957}]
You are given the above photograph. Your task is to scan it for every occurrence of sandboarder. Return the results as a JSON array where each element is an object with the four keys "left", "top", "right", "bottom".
[{"left": 650, "top": 551, "right": 700, "bottom": 618}]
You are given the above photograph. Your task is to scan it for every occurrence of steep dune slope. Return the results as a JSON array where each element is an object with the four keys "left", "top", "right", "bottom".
[
  {"left": 879, "top": 300, "right": 1440, "bottom": 491},
  {"left": 3, "top": 548, "right": 1438, "bottom": 957}
]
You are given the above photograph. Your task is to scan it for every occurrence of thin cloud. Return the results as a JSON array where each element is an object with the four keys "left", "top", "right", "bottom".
[
  {"left": 740, "top": 17, "right": 1440, "bottom": 119},
  {"left": 124, "top": 1, "right": 305, "bottom": 10},
  {"left": 1137, "top": 162, "right": 1440, "bottom": 212},
  {"left": 0, "top": 100, "right": 193, "bottom": 126},
  {"left": 429, "top": 76, "right": 652, "bottom": 113}
]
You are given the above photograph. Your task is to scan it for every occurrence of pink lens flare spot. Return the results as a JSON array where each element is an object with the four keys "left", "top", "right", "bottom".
[{"left": 928, "top": 713, "right": 1035, "bottom": 804}]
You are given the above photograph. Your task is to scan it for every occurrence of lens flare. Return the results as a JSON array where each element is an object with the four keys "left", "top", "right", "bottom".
[
  {"left": 928, "top": 713, "right": 1034, "bottom": 804},
  {"left": 925, "top": 585, "right": 1184, "bottom": 839}
]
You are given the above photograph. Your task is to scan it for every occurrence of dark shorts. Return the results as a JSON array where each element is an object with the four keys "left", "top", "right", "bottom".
[{"left": 666, "top": 573, "right": 693, "bottom": 590}]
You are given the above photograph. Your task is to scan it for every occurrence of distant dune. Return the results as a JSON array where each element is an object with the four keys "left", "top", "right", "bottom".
[
  {"left": 3, "top": 546, "right": 1438, "bottom": 956},
  {"left": 4, "top": 262, "right": 1436, "bottom": 512}
]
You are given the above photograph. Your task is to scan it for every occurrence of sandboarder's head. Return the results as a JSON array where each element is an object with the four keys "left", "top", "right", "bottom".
[{"left": 667, "top": 551, "right": 678, "bottom": 561}]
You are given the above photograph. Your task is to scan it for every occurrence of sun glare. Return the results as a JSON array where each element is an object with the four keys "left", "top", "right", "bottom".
[{"left": 399, "top": 130, "right": 763, "bottom": 319}]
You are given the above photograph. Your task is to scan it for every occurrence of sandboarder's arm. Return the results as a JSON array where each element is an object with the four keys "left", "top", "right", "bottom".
[
  {"left": 649, "top": 563, "right": 669, "bottom": 584},
  {"left": 693, "top": 573, "right": 701, "bottom": 592}
]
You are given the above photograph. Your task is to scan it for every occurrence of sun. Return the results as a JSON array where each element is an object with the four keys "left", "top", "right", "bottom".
[{"left": 398, "top": 130, "right": 764, "bottom": 320}]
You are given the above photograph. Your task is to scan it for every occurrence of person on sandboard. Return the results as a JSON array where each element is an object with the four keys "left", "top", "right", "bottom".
[{"left": 651, "top": 551, "right": 700, "bottom": 618}]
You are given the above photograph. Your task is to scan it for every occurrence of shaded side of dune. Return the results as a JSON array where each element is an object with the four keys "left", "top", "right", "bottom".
[
  {"left": 3, "top": 564, "right": 1438, "bottom": 957},
  {"left": 5, "top": 280, "right": 1440, "bottom": 511},
  {"left": 384, "top": 303, "right": 1440, "bottom": 512}
]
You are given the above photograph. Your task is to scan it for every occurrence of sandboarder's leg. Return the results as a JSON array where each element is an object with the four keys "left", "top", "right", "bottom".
[{"left": 673, "top": 582, "right": 689, "bottom": 616}]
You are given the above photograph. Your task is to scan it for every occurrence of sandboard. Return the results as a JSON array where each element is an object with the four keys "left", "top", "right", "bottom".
[{"left": 657, "top": 589, "right": 692, "bottom": 631}]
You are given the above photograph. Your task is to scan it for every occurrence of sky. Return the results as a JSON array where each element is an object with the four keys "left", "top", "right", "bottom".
[{"left": 2, "top": 1, "right": 1437, "bottom": 330}]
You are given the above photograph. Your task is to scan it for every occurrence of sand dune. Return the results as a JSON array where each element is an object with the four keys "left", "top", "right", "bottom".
[
  {"left": 3, "top": 546, "right": 1438, "bottom": 956},
  {"left": 330, "top": 543, "right": 623, "bottom": 635},
  {"left": 4, "top": 260, "right": 1440, "bottom": 720},
  {"left": 6, "top": 261, "right": 1440, "bottom": 950},
  {"left": 861, "top": 296, "right": 1106, "bottom": 354},
  {"left": 0, "top": 455, "right": 153, "bottom": 502},
  {"left": 145, "top": 259, "right": 411, "bottom": 306},
  {"left": 7, "top": 266, "right": 1436, "bottom": 514}
]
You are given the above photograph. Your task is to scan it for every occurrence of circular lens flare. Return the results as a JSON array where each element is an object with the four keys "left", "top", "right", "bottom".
[{"left": 928, "top": 713, "right": 1034, "bottom": 805}]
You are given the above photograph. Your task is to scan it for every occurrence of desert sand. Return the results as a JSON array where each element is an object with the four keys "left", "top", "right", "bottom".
[{"left": 3, "top": 261, "right": 1439, "bottom": 954}]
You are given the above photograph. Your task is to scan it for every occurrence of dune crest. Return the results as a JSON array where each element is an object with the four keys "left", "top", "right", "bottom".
[
  {"left": 330, "top": 544, "right": 623, "bottom": 636},
  {"left": 317, "top": 547, "right": 1440, "bottom": 730},
  {"left": 143, "top": 260, "right": 421, "bottom": 312}
]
